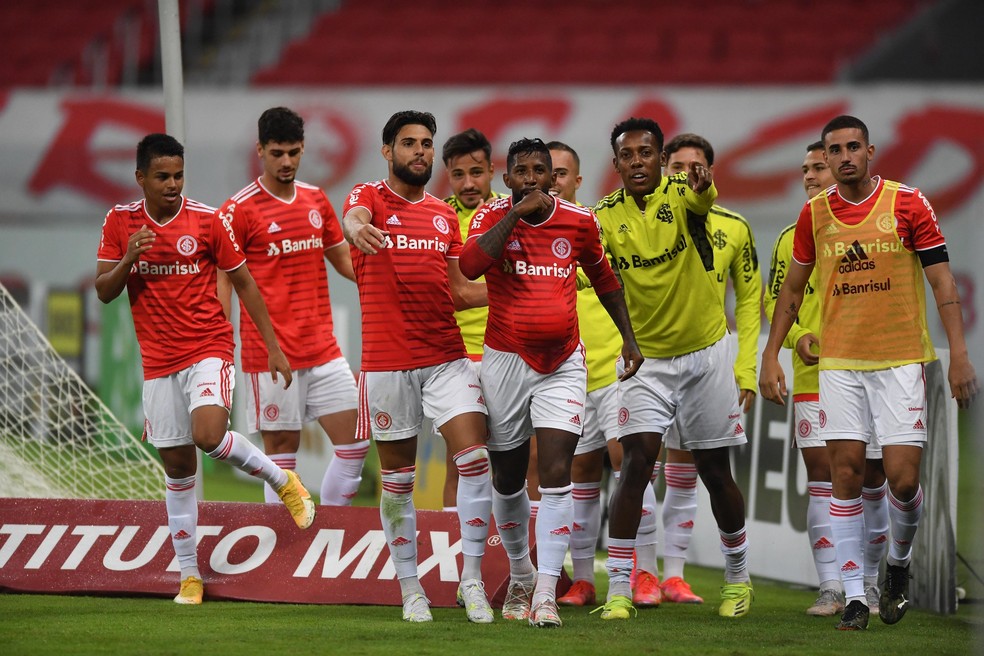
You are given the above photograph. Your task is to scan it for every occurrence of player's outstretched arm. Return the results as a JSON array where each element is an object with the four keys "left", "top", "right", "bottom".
[
  {"left": 924, "top": 261, "right": 979, "bottom": 408},
  {"left": 343, "top": 206, "right": 387, "bottom": 255},
  {"left": 760, "top": 260, "right": 813, "bottom": 405},
  {"left": 95, "top": 225, "right": 156, "bottom": 303},
  {"left": 226, "top": 263, "right": 293, "bottom": 389}
]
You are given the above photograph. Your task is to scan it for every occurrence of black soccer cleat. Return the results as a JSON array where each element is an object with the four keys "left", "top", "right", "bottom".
[
  {"left": 836, "top": 599, "right": 870, "bottom": 631},
  {"left": 879, "top": 563, "right": 911, "bottom": 625}
]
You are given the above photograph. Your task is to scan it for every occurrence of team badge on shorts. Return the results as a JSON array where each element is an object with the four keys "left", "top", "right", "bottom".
[
  {"left": 263, "top": 404, "right": 280, "bottom": 421},
  {"left": 374, "top": 412, "right": 392, "bottom": 430},
  {"left": 617, "top": 407, "right": 629, "bottom": 426},
  {"left": 309, "top": 209, "right": 323, "bottom": 229},
  {"left": 432, "top": 215, "right": 450, "bottom": 234},
  {"left": 818, "top": 410, "right": 827, "bottom": 428},
  {"left": 176, "top": 235, "right": 198, "bottom": 256},
  {"left": 798, "top": 419, "right": 812, "bottom": 438}
]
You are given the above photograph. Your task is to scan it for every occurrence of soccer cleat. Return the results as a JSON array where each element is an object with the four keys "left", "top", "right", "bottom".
[
  {"left": 806, "top": 588, "right": 845, "bottom": 617},
  {"left": 632, "top": 571, "right": 662, "bottom": 607},
  {"left": 457, "top": 579, "right": 493, "bottom": 624},
  {"left": 836, "top": 599, "right": 870, "bottom": 630},
  {"left": 865, "top": 584, "right": 881, "bottom": 615},
  {"left": 276, "top": 470, "right": 316, "bottom": 529},
  {"left": 591, "top": 595, "right": 637, "bottom": 621},
  {"left": 557, "top": 580, "right": 596, "bottom": 607},
  {"left": 529, "top": 598, "right": 563, "bottom": 628},
  {"left": 879, "top": 563, "right": 911, "bottom": 625},
  {"left": 661, "top": 576, "right": 704, "bottom": 604},
  {"left": 718, "top": 581, "right": 754, "bottom": 618},
  {"left": 501, "top": 578, "right": 535, "bottom": 621},
  {"left": 402, "top": 592, "right": 433, "bottom": 622},
  {"left": 173, "top": 576, "right": 203, "bottom": 605}
]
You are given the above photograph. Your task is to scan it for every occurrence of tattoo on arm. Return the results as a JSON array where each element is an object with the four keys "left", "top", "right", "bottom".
[
  {"left": 476, "top": 210, "right": 522, "bottom": 260},
  {"left": 785, "top": 302, "right": 798, "bottom": 320}
]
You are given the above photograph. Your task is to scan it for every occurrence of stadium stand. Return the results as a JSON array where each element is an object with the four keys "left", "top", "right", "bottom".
[{"left": 251, "top": 0, "right": 928, "bottom": 86}]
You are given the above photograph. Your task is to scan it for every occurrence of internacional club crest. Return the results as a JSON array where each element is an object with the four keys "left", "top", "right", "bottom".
[
  {"left": 176, "top": 235, "right": 198, "bottom": 256},
  {"left": 432, "top": 215, "right": 450, "bottom": 235},
  {"left": 309, "top": 209, "right": 323, "bottom": 229},
  {"left": 551, "top": 237, "right": 572, "bottom": 259}
]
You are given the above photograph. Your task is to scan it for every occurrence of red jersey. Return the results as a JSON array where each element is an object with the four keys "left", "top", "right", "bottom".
[
  {"left": 792, "top": 177, "right": 945, "bottom": 264},
  {"left": 97, "top": 197, "right": 244, "bottom": 380},
  {"left": 343, "top": 180, "right": 466, "bottom": 372},
  {"left": 220, "top": 178, "right": 346, "bottom": 373},
  {"left": 460, "top": 197, "right": 620, "bottom": 374}
]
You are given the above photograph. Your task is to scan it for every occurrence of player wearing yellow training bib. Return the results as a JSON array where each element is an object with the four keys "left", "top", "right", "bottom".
[{"left": 761, "top": 115, "right": 978, "bottom": 631}]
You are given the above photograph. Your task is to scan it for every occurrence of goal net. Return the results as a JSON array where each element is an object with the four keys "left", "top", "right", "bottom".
[{"left": 0, "top": 282, "right": 162, "bottom": 500}]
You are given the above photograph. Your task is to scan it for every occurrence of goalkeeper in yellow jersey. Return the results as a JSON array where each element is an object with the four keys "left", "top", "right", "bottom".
[
  {"left": 654, "top": 133, "right": 761, "bottom": 605},
  {"left": 594, "top": 118, "right": 752, "bottom": 621},
  {"left": 764, "top": 141, "right": 888, "bottom": 618}
]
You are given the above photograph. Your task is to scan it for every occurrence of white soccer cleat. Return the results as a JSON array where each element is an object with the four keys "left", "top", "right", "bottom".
[
  {"left": 529, "top": 597, "right": 563, "bottom": 628},
  {"left": 501, "top": 577, "right": 535, "bottom": 621},
  {"left": 457, "top": 579, "right": 494, "bottom": 624},
  {"left": 402, "top": 592, "right": 433, "bottom": 623},
  {"left": 806, "top": 588, "right": 845, "bottom": 616}
]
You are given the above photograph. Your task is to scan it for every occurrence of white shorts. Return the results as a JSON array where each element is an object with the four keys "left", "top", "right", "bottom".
[
  {"left": 819, "top": 364, "right": 927, "bottom": 448},
  {"left": 357, "top": 358, "right": 487, "bottom": 442},
  {"left": 433, "top": 359, "right": 483, "bottom": 438},
  {"left": 142, "top": 358, "right": 234, "bottom": 449},
  {"left": 481, "top": 345, "right": 586, "bottom": 452},
  {"left": 616, "top": 336, "right": 744, "bottom": 450},
  {"left": 246, "top": 356, "right": 358, "bottom": 433},
  {"left": 575, "top": 382, "right": 618, "bottom": 456},
  {"left": 794, "top": 399, "right": 882, "bottom": 458}
]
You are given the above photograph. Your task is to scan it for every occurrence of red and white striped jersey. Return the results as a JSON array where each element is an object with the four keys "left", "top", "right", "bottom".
[
  {"left": 461, "top": 197, "right": 618, "bottom": 374},
  {"left": 219, "top": 178, "right": 346, "bottom": 373},
  {"left": 343, "top": 180, "right": 466, "bottom": 372},
  {"left": 97, "top": 197, "right": 243, "bottom": 380}
]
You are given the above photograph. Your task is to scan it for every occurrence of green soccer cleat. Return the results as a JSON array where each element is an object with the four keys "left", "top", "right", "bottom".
[
  {"left": 591, "top": 595, "right": 637, "bottom": 621},
  {"left": 719, "top": 581, "right": 754, "bottom": 618}
]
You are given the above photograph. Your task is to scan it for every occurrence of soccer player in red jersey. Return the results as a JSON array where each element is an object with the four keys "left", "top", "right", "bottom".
[
  {"left": 341, "top": 111, "right": 492, "bottom": 624},
  {"left": 761, "top": 115, "right": 978, "bottom": 630},
  {"left": 764, "top": 141, "right": 890, "bottom": 617},
  {"left": 459, "top": 138, "right": 643, "bottom": 628},
  {"left": 217, "top": 107, "right": 365, "bottom": 507},
  {"left": 95, "top": 134, "right": 315, "bottom": 606}
]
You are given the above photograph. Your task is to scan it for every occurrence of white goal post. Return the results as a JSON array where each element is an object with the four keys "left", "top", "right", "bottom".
[{"left": 0, "top": 282, "right": 162, "bottom": 500}]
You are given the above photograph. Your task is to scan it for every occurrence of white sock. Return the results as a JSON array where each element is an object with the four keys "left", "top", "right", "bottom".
[
  {"left": 830, "top": 496, "right": 865, "bottom": 601},
  {"left": 862, "top": 481, "right": 889, "bottom": 577},
  {"left": 570, "top": 482, "right": 601, "bottom": 583},
  {"left": 662, "top": 462, "right": 698, "bottom": 577},
  {"left": 454, "top": 446, "right": 492, "bottom": 582},
  {"left": 887, "top": 486, "right": 923, "bottom": 567},
  {"left": 165, "top": 474, "right": 199, "bottom": 579},
  {"left": 807, "top": 481, "right": 839, "bottom": 589},
  {"left": 380, "top": 466, "right": 418, "bottom": 581},
  {"left": 321, "top": 441, "right": 369, "bottom": 506},
  {"left": 535, "top": 485, "right": 573, "bottom": 578},
  {"left": 263, "top": 452, "right": 297, "bottom": 503},
  {"left": 635, "top": 481, "right": 659, "bottom": 576},
  {"left": 492, "top": 486, "right": 534, "bottom": 580},
  {"left": 606, "top": 538, "right": 635, "bottom": 600},
  {"left": 207, "top": 431, "right": 288, "bottom": 489},
  {"left": 719, "top": 527, "right": 750, "bottom": 584}
]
